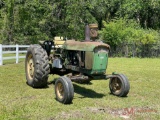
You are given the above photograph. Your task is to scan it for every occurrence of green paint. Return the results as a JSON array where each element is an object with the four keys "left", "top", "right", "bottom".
[
  {"left": 81, "top": 52, "right": 108, "bottom": 75},
  {"left": 93, "top": 52, "right": 108, "bottom": 70}
]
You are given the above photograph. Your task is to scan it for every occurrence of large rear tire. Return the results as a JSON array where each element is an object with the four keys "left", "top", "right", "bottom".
[
  {"left": 55, "top": 76, "right": 74, "bottom": 104},
  {"left": 109, "top": 74, "right": 130, "bottom": 97},
  {"left": 25, "top": 45, "right": 50, "bottom": 88}
]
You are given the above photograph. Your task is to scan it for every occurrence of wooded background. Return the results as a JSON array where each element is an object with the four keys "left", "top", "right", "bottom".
[{"left": 0, "top": 0, "right": 160, "bottom": 57}]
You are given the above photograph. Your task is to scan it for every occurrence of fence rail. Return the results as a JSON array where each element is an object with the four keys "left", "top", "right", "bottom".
[{"left": 0, "top": 44, "right": 30, "bottom": 65}]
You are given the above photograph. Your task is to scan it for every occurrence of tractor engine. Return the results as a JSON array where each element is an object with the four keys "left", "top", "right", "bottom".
[
  {"left": 48, "top": 24, "right": 110, "bottom": 78},
  {"left": 62, "top": 40, "right": 110, "bottom": 76}
]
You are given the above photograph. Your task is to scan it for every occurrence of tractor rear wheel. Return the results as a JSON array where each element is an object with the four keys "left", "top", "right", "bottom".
[
  {"left": 109, "top": 74, "right": 130, "bottom": 97},
  {"left": 25, "top": 45, "right": 50, "bottom": 88},
  {"left": 55, "top": 76, "right": 74, "bottom": 104}
]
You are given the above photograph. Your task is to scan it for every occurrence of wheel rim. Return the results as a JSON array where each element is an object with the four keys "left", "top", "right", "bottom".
[
  {"left": 110, "top": 77, "right": 122, "bottom": 94},
  {"left": 27, "top": 54, "right": 34, "bottom": 80},
  {"left": 56, "top": 82, "right": 64, "bottom": 100}
]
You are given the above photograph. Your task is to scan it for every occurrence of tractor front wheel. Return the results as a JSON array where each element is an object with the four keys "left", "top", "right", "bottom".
[
  {"left": 109, "top": 74, "right": 130, "bottom": 97},
  {"left": 55, "top": 76, "right": 74, "bottom": 104}
]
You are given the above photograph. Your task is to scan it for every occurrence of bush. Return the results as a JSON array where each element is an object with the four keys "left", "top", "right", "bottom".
[
  {"left": 99, "top": 18, "right": 160, "bottom": 57},
  {"left": 100, "top": 18, "right": 159, "bottom": 45}
]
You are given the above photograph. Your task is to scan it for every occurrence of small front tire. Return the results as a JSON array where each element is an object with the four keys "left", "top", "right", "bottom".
[
  {"left": 109, "top": 74, "right": 130, "bottom": 97},
  {"left": 55, "top": 76, "right": 74, "bottom": 104}
]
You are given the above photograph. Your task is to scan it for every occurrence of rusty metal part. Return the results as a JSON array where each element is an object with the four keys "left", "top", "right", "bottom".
[
  {"left": 85, "top": 51, "right": 93, "bottom": 69},
  {"left": 90, "top": 29, "right": 98, "bottom": 38},
  {"left": 85, "top": 24, "right": 90, "bottom": 41},
  {"left": 63, "top": 41, "right": 110, "bottom": 52},
  {"left": 89, "top": 24, "right": 98, "bottom": 39},
  {"left": 105, "top": 75, "right": 115, "bottom": 79},
  {"left": 65, "top": 65, "right": 80, "bottom": 71},
  {"left": 76, "top": 52, "right": 82, "bottom": 67},
  {"left": 89, "top": 24, "right": 98, "bottom": 28},
  {"left": 67, "top": 74, "right": 89, "bottom": 82},
  {"left": 110, "top": 77, "right": 122, "bottom": 94}
]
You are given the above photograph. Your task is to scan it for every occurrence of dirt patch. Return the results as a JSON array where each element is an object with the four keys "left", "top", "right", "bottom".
[
  {"left": 49, "top": 106, "right": 158, "bottom": 120},
  {"left": 50, "top": 110, "right": 84, "bottom": 120},
  {"left": 86, "top": 107, "right": 110, "bottom": 114},
  {"left": 86, "top": 106, "right": 158, "bottom": 119},
  {"left": 50, "top": 107, "right": 125, "bottom": 120}
]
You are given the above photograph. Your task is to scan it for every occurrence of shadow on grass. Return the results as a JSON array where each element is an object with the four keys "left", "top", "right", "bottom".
[
  {"left": 26, "top": 82, "right": 50, "bottom": 89},
  {"left": 48, "top": 80, "right": 105, "bottom": 98},
  {"left": 108, "top": 93, "right": 129, "bottom": 98},
  {"left": 73, "top": 84, "right": 105, "bottom": 98},
  {"left": 48, "top": 79, "right": 93, "bottom": 85},
  {"left": 48, "top": 80, "right": 55, "bottom": 85}
]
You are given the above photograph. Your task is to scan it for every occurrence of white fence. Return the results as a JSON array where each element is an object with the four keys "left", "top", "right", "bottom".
[{"left": 0, "top": 44, "right": 29, "bottom": 65}]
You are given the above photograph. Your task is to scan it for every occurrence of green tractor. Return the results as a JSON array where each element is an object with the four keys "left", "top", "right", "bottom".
[{"left": 25, "top": 24, "right": 130, "bottom": 104}]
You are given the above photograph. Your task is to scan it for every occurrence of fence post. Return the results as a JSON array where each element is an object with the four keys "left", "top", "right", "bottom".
[
  {"left": 16, "top": 44, "right": 19, "bottom": 64},
  {"left": 0, "top": 44, "right": 2, "bottom": 65}
]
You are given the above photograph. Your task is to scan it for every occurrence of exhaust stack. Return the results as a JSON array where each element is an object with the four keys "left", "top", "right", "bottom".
[{"left": 85, "top": 24, "right": 90, "bottom": 41}]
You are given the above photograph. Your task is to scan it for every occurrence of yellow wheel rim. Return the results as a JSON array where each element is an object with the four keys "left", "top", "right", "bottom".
[
  {"left": 27, "top": 54, "right": 34, "bottom": 80},
  {"left": 56, "top": 82, "right": 64, "bottom": 99},
  {"left": 111, "top": 77, "right": 122, "bottom": 94}
]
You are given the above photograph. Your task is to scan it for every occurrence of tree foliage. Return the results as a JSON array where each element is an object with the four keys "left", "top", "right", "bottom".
[{"left": 0, "top": 0, "right": 160, "bottom": 46}]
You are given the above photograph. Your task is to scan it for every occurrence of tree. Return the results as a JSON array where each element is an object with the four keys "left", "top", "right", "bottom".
[{"left": 0, "top": 0, "right": 160, "bottom": 46}]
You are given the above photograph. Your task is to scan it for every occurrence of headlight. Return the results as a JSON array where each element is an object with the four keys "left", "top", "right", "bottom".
[
  {"left": 48, "top": 41, "right": 52, "bottom": 45},
  {"left": 44, "top": 42, "right": 48, "bottom": 45}
]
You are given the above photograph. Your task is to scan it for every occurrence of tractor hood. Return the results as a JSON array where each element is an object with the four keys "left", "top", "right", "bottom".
[{"left": 63, "top": 40, "right": 110, "bottom": 51}]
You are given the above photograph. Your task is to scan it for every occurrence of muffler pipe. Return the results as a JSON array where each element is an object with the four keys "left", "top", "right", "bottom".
[{"left": 85, "top": 24, "right": 90, "bottom": 41}]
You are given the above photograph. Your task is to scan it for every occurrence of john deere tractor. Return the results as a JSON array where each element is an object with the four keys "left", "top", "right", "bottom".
[{"left": 25, "top": 24, "right": 130, "bottom": 104}]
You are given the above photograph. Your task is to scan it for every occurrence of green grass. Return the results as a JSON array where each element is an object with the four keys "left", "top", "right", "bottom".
[{"left": 0, "top": 58, "right": 160, "bottom": 120}]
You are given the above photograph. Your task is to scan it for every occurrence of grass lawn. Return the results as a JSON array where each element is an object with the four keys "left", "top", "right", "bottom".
[{"left": 0, "top": 58, "right": 160, "bottom": 120}]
